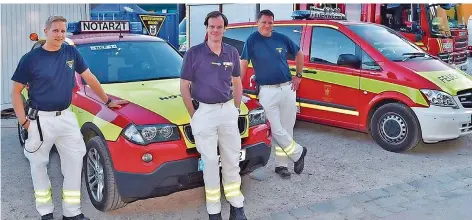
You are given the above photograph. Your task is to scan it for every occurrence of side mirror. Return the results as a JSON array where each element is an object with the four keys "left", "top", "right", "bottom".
[{"left": 337, "top": 54, "right": 361, "bottom": 69}]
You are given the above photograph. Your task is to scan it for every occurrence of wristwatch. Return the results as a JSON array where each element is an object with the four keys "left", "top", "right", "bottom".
[
  {"left": 105, "top": 97, "right": 112, "bottom": 106},
  {"left": 296, "top": 72, "right": 303, "bottom": 78}
]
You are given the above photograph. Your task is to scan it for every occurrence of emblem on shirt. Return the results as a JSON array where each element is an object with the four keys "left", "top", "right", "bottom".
[
  {"left": 276, "top": 48, "right": 283, "bottom": 53},
  {"left": 211, "top": 62, "right": 221, "bottom": 66},
  {"left": 223, "top": 62, "right": 233, "bottom": 70},
  {"left": 66, "top": 60, "right": 74, "bottom": 69}
]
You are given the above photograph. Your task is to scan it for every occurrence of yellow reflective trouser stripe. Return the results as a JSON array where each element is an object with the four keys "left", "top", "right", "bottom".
[
  {"left": 35, "top": 189, "right": 52, "bottom": 204},
  {"left": 224, "top": 182, "right": 242, "bottom": 198},
  {"left": 63, "top": 190, "right": 81, "bottom": 204},
  {"left": 205, "top": 188, "right": 221, "bottom": 202},
  {"left": 275, "top": 140, "right": 296, "bottom": 156}
]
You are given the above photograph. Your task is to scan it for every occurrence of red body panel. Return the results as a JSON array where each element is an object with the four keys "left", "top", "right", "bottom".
[{"left": 108, "top": 124, "right": 271, "bottom": 173}]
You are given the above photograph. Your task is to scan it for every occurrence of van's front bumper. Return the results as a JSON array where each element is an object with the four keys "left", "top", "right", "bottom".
[{"left": 412, "top": 106, "right": 472, "bottom": 143}]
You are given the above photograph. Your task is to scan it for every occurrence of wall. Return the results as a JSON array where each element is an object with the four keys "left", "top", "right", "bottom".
[{"left": 1, "top": 4, "right": 90, "bottom": 110}]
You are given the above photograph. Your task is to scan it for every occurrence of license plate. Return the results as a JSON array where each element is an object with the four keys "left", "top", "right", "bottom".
[{"left": 198, "top": 149, "right": 246, "bottom": 171}]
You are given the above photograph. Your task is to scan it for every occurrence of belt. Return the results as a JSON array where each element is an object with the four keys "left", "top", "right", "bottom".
[
  {"left": 30, "top": 108, "right": 68, "bottom": 116},
  {"left": 260, "top": 81, "right": 292, "bottom": 88}
]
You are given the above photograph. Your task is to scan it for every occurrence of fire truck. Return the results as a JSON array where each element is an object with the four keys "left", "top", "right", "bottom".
[
  {"left": 296, "top": 3, "right": 468, "bottom": 71},
  {"left": 224, "top": 7, "right": 472, "bottom": 152}
]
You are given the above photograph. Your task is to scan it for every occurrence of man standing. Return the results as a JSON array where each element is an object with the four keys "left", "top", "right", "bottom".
[
  {"left": 240, "top": 9, "right": 307, "bottom": 179},
  {"left": 11, "top": 16, "right": 127, "bottom": 220},
  {"left": 180, "top": 11, "right": 246, "bottom": 220}
]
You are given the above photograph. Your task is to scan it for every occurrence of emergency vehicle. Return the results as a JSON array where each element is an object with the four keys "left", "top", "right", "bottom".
[
  {"left": 223, "top": 8, "right": 472, "bottom": 152},
  {"left": 295, "top": 4, "right": 469, "bottom": 71},
  {"left": 18, "top": 20, "right": 271, "bottom": 212}
]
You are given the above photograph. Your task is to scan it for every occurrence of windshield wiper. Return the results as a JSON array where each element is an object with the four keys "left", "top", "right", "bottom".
[{"left": 402, "top": 52, "right": 428, "bottom": 61}]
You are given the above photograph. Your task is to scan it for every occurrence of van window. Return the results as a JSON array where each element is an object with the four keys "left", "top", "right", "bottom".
[
  {"left": 273, "top": 25, "right": 303, "bottom": 60},
  {"left": 223, "top": 27, "right": 254, "bottom": 54},
  {"left": 310, "top": 27, "right": 357, "bottom": 66},
  {"left": 362, "top": 51, "right": 381, "bottom": 71},
  {"left": 347, "top": 24, "right": 426, "bottom": 61}
]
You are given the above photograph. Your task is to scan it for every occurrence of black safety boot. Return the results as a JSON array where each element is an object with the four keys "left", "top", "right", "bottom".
[
  {"left": 229, "top": 205, "right": 247, "bottom": 220},
  {"left": 209, "top": 212, "right": 222, "bottom": 220},
  {"left": 41, "top": 213, "right": 53, "bottom": 220},
  {"left": 63, "top": 213, "right": 90, "bottom": 220},
  {"left": 275, "top": 166, "right": 291, "bottom": 179},
  {"left": 294, "top": 147, "right": 307, "bottom": 174}
]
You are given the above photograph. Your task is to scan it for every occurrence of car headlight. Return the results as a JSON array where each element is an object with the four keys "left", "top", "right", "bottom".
[
  {"left": 123, "top": 124, "right": 180, "bottom": 145},
  {"left": 420, "top": 89, "right": 458, "bottom": 109},
  {"left": 249, "top": 108, "right": 266, "bottom": 126}
]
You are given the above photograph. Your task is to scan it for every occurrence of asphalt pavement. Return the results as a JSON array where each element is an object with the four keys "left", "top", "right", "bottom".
[{"left": 1, "top": 59, "right": 472, "bottom": 220}]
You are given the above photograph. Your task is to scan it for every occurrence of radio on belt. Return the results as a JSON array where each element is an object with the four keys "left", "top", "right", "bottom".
[{"left": 67, "top": 20, "right": 143, "bottom": 34}]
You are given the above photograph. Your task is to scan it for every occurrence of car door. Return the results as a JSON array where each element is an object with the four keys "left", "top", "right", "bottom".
[
  {"left": 222, "top": 26, "right": 256, "bottom": 95},
  {"left": 297, "top": 25, "right": 361, "bottom": 130}
]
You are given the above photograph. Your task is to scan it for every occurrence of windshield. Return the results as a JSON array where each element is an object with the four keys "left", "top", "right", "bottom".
[
  {"left": 444, "top": 4, "right": 467, "bottom": 29},
  {"left": 348, "top": 24, "right": 428, "bottom": 62},
  {"left": 427, "top": 4, "right": 451, "bottom": 36},
  {"left": 77, "top": 41, "right": 182, "bottom": 84}
]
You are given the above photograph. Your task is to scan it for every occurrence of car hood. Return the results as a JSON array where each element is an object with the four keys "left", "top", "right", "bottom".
[
  {"left": 397, "top": 60, "right": 472, "bottom": 96},
  {"left": 101, "top": 79, "right": 248, "bottom": 125}
]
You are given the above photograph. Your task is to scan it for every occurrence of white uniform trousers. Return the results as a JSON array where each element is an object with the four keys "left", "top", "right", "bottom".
[
  {"left": 258, "top": 81, "right": 304, "bottom": 167},
  {"left": 190, "top": 100, "right": 244, "bottom": 214},
  {"left": 24, "top": 109, "right": 86, "bottom": 217}
]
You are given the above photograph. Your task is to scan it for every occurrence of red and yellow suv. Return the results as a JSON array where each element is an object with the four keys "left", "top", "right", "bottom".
[{"left": 19, "top": 20, "right": 271, "bottom": 211}]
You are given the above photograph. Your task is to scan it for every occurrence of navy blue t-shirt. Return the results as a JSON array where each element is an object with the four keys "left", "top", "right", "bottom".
[
  {"left": 241, "top": 31, "right": 300, "bottom": 86},
  {"left": 11, "top": 44, "right": 89, "bottom": 111}
]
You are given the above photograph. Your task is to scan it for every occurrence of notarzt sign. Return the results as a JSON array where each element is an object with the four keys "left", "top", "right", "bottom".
[{"left": 80, "top": 21, "right": 130, "bottom": 33}]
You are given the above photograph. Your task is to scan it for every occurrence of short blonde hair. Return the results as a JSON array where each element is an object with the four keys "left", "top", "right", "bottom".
[{"left": 45, "top": 15, "right": 67, "bottom": 29}]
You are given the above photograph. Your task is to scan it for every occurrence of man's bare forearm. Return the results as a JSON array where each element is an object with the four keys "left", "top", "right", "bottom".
[
  {"left": 233, "top": 77, "right": 242, "bottom": 109},
  {"left": 240, "top": 60, "right": 248, "bottom": 79},
  {"left": 11, "top": 88, "right": 27, "bottom": 124},
  {"left": 180, "top": 80, "right": 195, "bottom": 116},
  {"left": 86, "top": 75, "right": 109, "bottom": 103},
  {"left": 296, "top": 50, "right": 304, "bottom": 74}
]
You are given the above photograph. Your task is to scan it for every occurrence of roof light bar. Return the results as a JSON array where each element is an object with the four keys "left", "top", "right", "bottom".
[{"left": 292, "top": 6, "right": 346, "bottom": 20}]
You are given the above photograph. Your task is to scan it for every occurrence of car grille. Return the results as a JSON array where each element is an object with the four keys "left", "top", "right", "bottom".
[
  {"left": 183, "top": 116, "right": 248, "bottom": 144},
  {"left": 461, "top": 122, "right": 472, "bottom": 133},
  {"left": 453, "top": 52, "right": 468, "bottom": 64},
  {"left": 455, "top": 37, "right": 468, "bottom": 50},
  {"left": 438, "top": 52, "right": 452, "bottom": 63},
  {"left": 457, "top": 89, "right": 472, "bottom": 108}
]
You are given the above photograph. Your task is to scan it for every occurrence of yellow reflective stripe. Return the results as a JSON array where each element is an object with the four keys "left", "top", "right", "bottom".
[
  {"left": 284, "top": 141, "right": 297, "bottom": 155},
  {"left": 63, "top": 198, "right": 81, "bottom": 204},
  {"left": 36, "top": 197, "right": 52, "bottom": 203},
  {"left": 35, "top": 189, "right": 52, "bottom": 204},
  {"left": 275, "top": 141, "right": 296, "bottom": 156},
  {"left": 205, "top": 188, "right": 221, "bottom": 202},
  {"left": 62, "top": 190, "right": 81, "bottom": 204},
  {"left": 225, "top": 190, "right": 243, "bottom": 198},
  {"left": 63, "top": 190, "right": 81, "bottom": 197},
  {"left": 223, "top": 182, "right": 242, "bottom": 198},
  {"left": 34, "top": 189, "right": 51, "bottom": 197}
]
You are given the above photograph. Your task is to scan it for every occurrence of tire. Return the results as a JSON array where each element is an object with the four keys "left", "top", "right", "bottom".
[
  {"left": 370, "top": 103, "right": 421, "bottom": 152},
  {"left": 84, "top": 136, "right": 127, "bottom": 211}
]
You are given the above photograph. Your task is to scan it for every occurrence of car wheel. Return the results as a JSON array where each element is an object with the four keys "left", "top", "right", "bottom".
[
  {"left": 84, "top": 136, "right": 127, "bottom": 211},
  {"left": 370, "top": 103, "right": 421, "bottom": 152}
]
